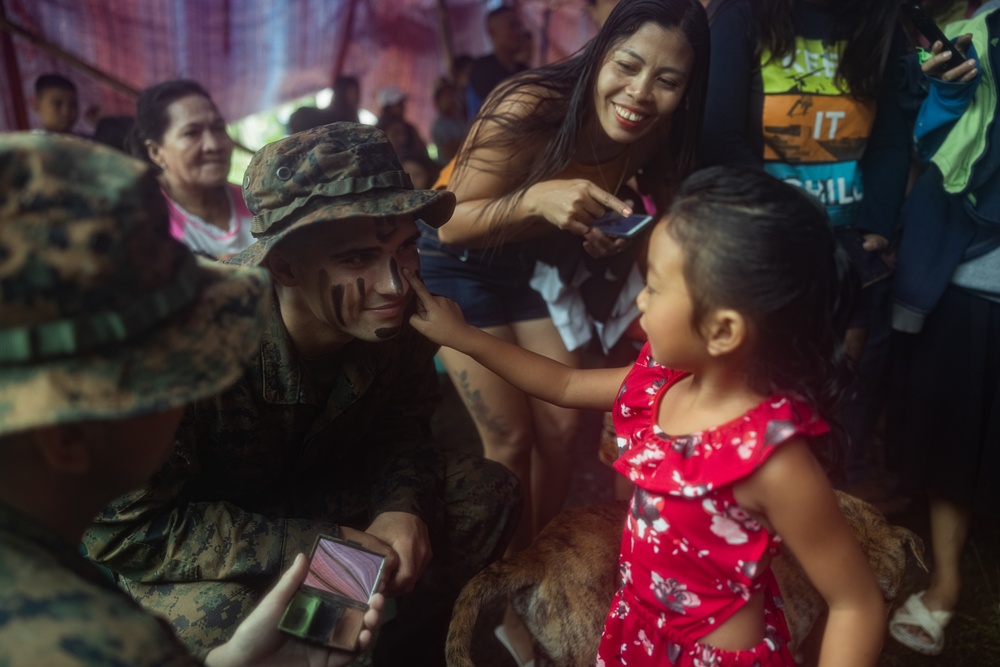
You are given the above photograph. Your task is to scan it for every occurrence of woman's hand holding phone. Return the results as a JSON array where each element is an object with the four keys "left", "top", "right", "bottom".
[
  {"left": 524, "top": 179, "right": 632, "bottom": 235},
  {"left": 922, "top": 35, "right": 978, "bottom": 83},
  {"left": 900, "top": 2, "right": 977, "bottom": 81}
]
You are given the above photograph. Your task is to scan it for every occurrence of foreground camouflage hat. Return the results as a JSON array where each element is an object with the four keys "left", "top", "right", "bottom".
[
  {"left": 0, "top": 133, "right": 272, "bottom": 437},
  {"left": 235, "top": 122, "right": 456, "bottom": 265}
]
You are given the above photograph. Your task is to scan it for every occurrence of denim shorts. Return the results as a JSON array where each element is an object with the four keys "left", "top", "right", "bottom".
[{"left": 417, "top": 243, "right": 549, "bottom": 328}]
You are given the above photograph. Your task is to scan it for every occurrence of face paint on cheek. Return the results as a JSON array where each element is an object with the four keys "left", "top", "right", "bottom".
[
  {"left": 331, "top": 284, "right": 347, "bottom": 326},
  {"left": 317, "top": 270, "right": 340, "bottom": 325},
  {"left": 374, "top": 326, "right": 401, "bottom": 339},
  {"left": 388, "top": 258, "right": 403, "bottom": 295},
  {"left": 356, "top": 277, "right": 366, "bottom": 302}
]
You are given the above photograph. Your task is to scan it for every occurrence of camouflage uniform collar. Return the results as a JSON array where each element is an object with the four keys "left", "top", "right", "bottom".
[
  {"left": 260, "top": 296, "right": 311, "bottom": 406},
  {"left": 0, "top": 501, "right": 104, "bottom": 578},
  {"left": 259, "top": 296, "right": 383, "bottom": 411}
]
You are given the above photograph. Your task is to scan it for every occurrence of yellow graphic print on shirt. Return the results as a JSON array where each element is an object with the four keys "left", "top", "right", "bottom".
[{"left": 760, "top": 38, "right": 876, "bottom": 225}]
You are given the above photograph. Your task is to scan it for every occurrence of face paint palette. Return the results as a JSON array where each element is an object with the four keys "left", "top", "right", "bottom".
[{"left": 278, "top": 533, "right": 386, "bottom": 650}]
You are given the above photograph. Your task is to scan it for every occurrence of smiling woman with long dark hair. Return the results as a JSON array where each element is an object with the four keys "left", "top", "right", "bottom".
[{"left": 416, "top": 3, "right": 710, "bottom": 660}]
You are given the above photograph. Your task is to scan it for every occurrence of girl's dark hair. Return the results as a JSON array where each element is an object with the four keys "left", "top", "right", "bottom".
[
  {"left": 126, "top": 79, "right": 214, "bottom": 165},
  {"left": 754, "top": 0, "right": 899, "bottom": 99},
  {"left": 461, "top": 0, "right": 710, "bottom": 242},
  {"left": 666, "top": 165, "right": 858, "bottom": 426}
]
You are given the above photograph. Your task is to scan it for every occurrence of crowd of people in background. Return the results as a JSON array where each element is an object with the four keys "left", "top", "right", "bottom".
[{"left": 7, "top": 0, "right": 1000, "bottom": 665}]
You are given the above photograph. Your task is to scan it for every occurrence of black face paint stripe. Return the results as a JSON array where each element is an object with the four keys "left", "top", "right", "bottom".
[
  {"left": 356, "top": 277, "right": 366, "bottom": 301},
  {"left": 332, "top": 284, "right": 346, "bottom": 326},
  {"left": 318, "top": 269, "right": 339, "bottom": 325},
  {"left": 375, "top": 326, "right": 401, "bottom": 339},
  {"left": 389, "top": 258, "right": 402, "bottom": 295}
]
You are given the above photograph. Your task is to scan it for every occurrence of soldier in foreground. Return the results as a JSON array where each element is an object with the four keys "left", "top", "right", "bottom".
[{"left": 0, "top": 132, "right": 384, "bottom": 665}]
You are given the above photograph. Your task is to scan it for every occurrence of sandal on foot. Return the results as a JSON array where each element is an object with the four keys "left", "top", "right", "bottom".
[
  {"left": 494, "top": 623, "right": 535, "bottom": 667},
  {"left": 888, "top": 591, "right": 953, "bottom": 656}
]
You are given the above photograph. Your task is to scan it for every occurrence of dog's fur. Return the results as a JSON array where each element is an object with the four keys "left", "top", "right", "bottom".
[{"left": 446, "top": 492, "right": 925, "bottom": 667}]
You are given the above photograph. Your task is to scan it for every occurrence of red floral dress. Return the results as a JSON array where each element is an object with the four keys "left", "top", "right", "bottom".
[{"left": 596, "top": 344, "right": 829, "bottom": 667}]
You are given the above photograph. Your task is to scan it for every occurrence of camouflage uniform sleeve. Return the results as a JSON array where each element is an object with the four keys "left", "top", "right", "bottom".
[
  {"left": 83, "top": 420, "right": 324, "bottom": 584},
  {"left": 364, "top": 331, "right": 445, "bottom": 526}
]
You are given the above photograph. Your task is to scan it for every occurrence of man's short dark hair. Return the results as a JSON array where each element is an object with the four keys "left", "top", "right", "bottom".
[
  {"left": 333, "top": 76, "right": 359, "bottom": 94},
  {"left": 35, "top": 74, "right": 77, "bottom": 97},
  {"left": 486, "top": 5, "right": 516, "bottom": 27}
]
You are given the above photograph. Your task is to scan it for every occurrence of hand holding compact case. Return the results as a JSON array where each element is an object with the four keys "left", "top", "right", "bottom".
[{"left": 278, "top": 533, "right": 387, "bottom": 650}]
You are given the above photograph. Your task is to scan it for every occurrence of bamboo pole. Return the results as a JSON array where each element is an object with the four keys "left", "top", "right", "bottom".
[
  {"left": 435, "top": 0, "right": 455, "bottom": 78},
  {"left": 0, "top": 16, "right": 139, "bottom": 98},
  {"left": 0, "top": 6, "right": 29, "bottom": 129},
  {"left": 0, "top": 16, "right": 253, "bottom": 154},
  {"left": 330, "top": 0, "right": 361, "bottom": 84}
]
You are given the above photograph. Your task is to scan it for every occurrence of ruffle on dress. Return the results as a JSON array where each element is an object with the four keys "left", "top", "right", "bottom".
[{"left": 612, "top": 344, "right": 829, "bottom": 496}]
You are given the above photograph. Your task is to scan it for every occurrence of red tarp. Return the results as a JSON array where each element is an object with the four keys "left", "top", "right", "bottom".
[{"left": 1, "top": 0, "right": 599, "bottom": 144}]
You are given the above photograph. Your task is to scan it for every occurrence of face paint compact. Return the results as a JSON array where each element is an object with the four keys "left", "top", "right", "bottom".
[{"left": 278, "top": 532, "right": 387, "bottom": 650}]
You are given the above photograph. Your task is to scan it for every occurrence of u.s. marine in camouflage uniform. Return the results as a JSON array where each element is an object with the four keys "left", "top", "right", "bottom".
[
  {"left": 0, "top": 134, "right": 383, "bottom": 666},
  {"left": 83, "top": 123, "right": 522, "bottom": 663}
]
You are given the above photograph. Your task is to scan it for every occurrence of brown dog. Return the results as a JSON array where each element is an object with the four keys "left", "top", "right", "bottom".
[
  {"left": 446, "top": 493, "right": 925, "bottom": 667},
  {"left": 773, "top": 491, "right": 927, "bottom": 664}
]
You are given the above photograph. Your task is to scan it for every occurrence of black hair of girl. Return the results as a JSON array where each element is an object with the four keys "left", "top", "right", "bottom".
[
  {"left": 752, "top": 0, "right": 899, "bottom": 99},
  {"left": 462, "top": 0, "right": 710, "bottom": 231},
  {"left": 666, "top": 165, "right": 858, "bottom": 425},
  {"left": 126, "top": 79, "right": 214, "bottom": 167}
]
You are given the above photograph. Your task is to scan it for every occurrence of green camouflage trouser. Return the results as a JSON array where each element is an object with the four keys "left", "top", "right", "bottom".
[{"left": 117, "top": 453, "right": 521, "bottom": 665}]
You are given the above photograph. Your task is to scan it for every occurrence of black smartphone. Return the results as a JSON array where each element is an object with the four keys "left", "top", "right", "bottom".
[
  {"left": 835, "top": 228, "right": 893, "bottom": 288},
  {"left": 278, "top": 534, "right": 386, "bottom": 650},
  {"left": 900, "top": 2, "right": 967, "bottom": 71},
  {"left": 592, "top": 212, "right": 655, "bottom": 239}
]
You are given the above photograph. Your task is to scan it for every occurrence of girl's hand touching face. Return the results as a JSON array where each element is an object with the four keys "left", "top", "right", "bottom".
[
  {"left": 405, "top": 269, "right": 473, "bottom": 348},
  {"left": 922, "top": 34, "right": 978, "bottom": 82}
]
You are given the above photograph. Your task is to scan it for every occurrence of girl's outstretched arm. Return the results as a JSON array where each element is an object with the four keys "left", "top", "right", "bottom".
[
  {"left": 406, "top": 270, "right": 628, "bottom": 411},
  {"left": 736, "top": 440, "right": 885, "bottom": 667}
]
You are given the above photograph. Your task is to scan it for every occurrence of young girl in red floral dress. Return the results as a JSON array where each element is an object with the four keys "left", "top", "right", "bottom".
[{"left": 406, "top": 165, "right": 885, "bottom": 666}]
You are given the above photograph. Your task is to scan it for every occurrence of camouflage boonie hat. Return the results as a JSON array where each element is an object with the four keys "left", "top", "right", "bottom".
[
  {"left": 0, "top": 133, "right": 271, "bottom": 438},
  {"left": 234, "top": 122, "right": 456, "bottom": 265}
]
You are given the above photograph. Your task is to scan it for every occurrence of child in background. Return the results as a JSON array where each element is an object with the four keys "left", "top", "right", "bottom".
[
  {"left": 32, "top": 73, "right": 80, "bottom": 134},
  {"left": 406, "top": 166, "right": 884, "bottom": 666},
  {"left": 887, "top": 9, "right": 998, "bottom": 655}
]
